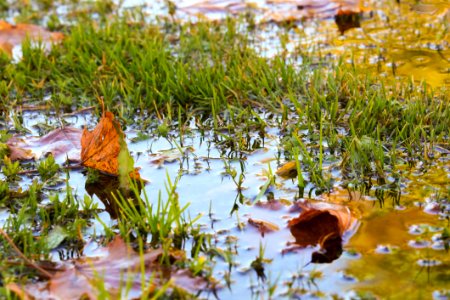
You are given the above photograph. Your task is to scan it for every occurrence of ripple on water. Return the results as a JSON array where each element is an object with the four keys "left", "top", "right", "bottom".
[
  {"left": 417, "top": 259, "right": 442, "bottom": 267},
  {"left": 408, "top": 239, "right": 431, "bottom": 249},
  {"left": 408, "top": 224, "right": 425, "bottom": 235},
  {"left": 375, "top": 244, "right": 398, "bottom": 254},
  {"left": 433, "top": 290, "right": 450, "bottom": 300}
]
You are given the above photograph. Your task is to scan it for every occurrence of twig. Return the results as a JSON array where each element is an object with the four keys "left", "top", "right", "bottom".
[
  {"left": 0, "top": 228, "right": 53, "bottom": 279},
  {"left": 18, "top": 164, "right": 84, "bottom": 175},
  {"left": 62, "top": 106, "right": 96, "bottom": 117}
]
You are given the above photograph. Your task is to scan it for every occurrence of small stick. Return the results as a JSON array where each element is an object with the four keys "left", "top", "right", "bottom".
[
  {"left": 17, "top": 164, "right": 83, "bottom": 175},
  {"left": 0, "top": 228, "right": 53, "bottom": 279},
  {"left": 62, "top": 106, "right": 96, "bottom": 117}
]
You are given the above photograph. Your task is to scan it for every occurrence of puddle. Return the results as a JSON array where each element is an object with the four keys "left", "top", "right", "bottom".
[{"left": 1, "top": 107, "right": 448, "bottom": 298}]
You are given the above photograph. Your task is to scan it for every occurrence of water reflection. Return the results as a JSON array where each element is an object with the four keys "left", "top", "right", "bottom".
[{"left": 85, "top": 173, "right": 143, "bottom": 219}]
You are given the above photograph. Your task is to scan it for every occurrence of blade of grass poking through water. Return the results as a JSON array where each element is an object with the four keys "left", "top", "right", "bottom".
[
  {"left": 319, "top": 115, "right": 323, "bottom": 174},
  {"left": 254, "top": 163, "right": 275, "bottom": 202},
  {"left": 293, "top": 147, "right": 304, "bottom": 197},
  {"left": 113, "top": 172, "right": 196, "bottom": 247}
]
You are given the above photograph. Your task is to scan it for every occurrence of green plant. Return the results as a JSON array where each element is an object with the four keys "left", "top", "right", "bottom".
[
  {"left": 2, "top": 156, "right": 21, "bottom": 182},
  {"left": 115, "top": 173, "right": 201, "bottom": 249},
  {"left": 37, "top": 155, "right": 59, "bottom": 182}
]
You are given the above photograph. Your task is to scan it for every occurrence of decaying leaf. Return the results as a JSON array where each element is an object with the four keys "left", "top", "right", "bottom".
[
  {"left": 287, "top": 201, "right": 357, "bottom": 263},
  {"left": 7, "top": 145, "right": 34, "bottom": 161},
  {"left": 7, "top": 236, "right": 207, "bottom": 300},
  {"left": 248, "top": 218, "right": 280, "bottom": 236},
  {"left": 255, "top": 199, "right": 288, "bottom": 211},
  {"left": 81, "top": 111, "right": 141, "bottom": 180},
  {"left": 6, "top": 127, "right": 82, "bottom": 163},
  {"left": 0, "top": 20, "right": 63, "bottom": 55},
  {"left": 334, "top": 10, "right": 361, "bottom": 34},
  {"left": 275, "top": 161, "right": 297, "bottom": 179}
]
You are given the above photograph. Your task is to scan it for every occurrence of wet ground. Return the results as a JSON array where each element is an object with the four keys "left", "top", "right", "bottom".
[{"left": 2, "top": 105, "right": 448, "bottom": 299}]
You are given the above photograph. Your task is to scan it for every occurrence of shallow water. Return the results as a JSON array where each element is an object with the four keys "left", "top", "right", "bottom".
[
  {"left": 163, "top": 0, "right": 450, "bottom": 88},
  {"left": 2, "top": 107, "right": 448, "bottom": 298}
]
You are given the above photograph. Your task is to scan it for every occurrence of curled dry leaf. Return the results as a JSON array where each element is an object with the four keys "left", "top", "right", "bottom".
[
  {"left": 287, "top": 201, "right": 358, "bottom": 263},
  {"left": 0, "top": 20, "right": 63, "bottom": 55},
  {"left": 81, "top": 111, "right": 140, "bottom": 179},
  {"left": 7, "top": 236, "right": 207, "bottom": 300},
  {"left": 6, "top": 127, "right": 82, "bottom": 163}
]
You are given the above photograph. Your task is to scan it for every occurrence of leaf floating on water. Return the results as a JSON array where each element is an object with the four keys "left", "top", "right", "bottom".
[
  {"left": 0, "top": 20, "right": 63, "bottom": 55},
  {"left": 334, "top": 10, "right": 361, "bottom": 34},
  {"left": 81, "top": 111, "right": 141, "bottom": 181},
  {"left": 7, "top": 145, "right": 34, "bottom": 161},
  {"left": 275, "top": 161, "right": 297, "bottom": 179},
  {"left": 7, "top": 236, "right": 207, "bottom": 300},
  {"left": 287, "top": 202, "right": 357, "bottom": 263},
  {"left": 6, "top": 127, "right": 82, "bottom": 163},
  {"left": 255, "top": 199, "right": 289, "bottom": 211},
  {"left": 264, "top": 0, "right": 366, "bottom": 26},
  {"left": 248, "top": 218, "right": 280, "bottom": 236}
]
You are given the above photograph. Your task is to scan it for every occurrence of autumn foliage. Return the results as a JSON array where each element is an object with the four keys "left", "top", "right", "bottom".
[
  {"left": 81, "top": 111, "right": 140, "bottom": 180},
  {"left": 288, "top": 202, "right": 357, "bottom": 263}
]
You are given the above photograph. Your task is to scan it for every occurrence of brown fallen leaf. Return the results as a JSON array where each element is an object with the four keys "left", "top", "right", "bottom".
[
  {"left": 287, "top": 201, "right": 357, "bottom": 263},
  {"left": 248, "top": 218, "right": 280, "bottom": 236},
  {"left": 275, "top": 161, "right": 297, "bottom": 179},
  {"left": 334, "top": 9, "right": 361, "bottom": 34},
  {"left": 6, "top": 127, "right": 82, "bottom": 162},
  {"left": 255, "top": 199, "right": 286, "bottom": 211},
  {"left": 0, "top": 20, "right": 63, "bottom": 55},
  {"left": 7, "top": 236, "right": 207, "bottom": 300},
  {"left": 81, "top": 111, "right": 140, "bottom": 180}
]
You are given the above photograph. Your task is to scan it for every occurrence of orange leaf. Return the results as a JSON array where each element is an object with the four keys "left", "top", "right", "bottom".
[
  {"left": 80, "top": 111, "right": 140, "bottom": 179},
  {"left": 287, "top": 202, "right": 357, "bottom": 263},
  {"left": 275, "top": 161, "right": 297, "bottom": 179}
]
